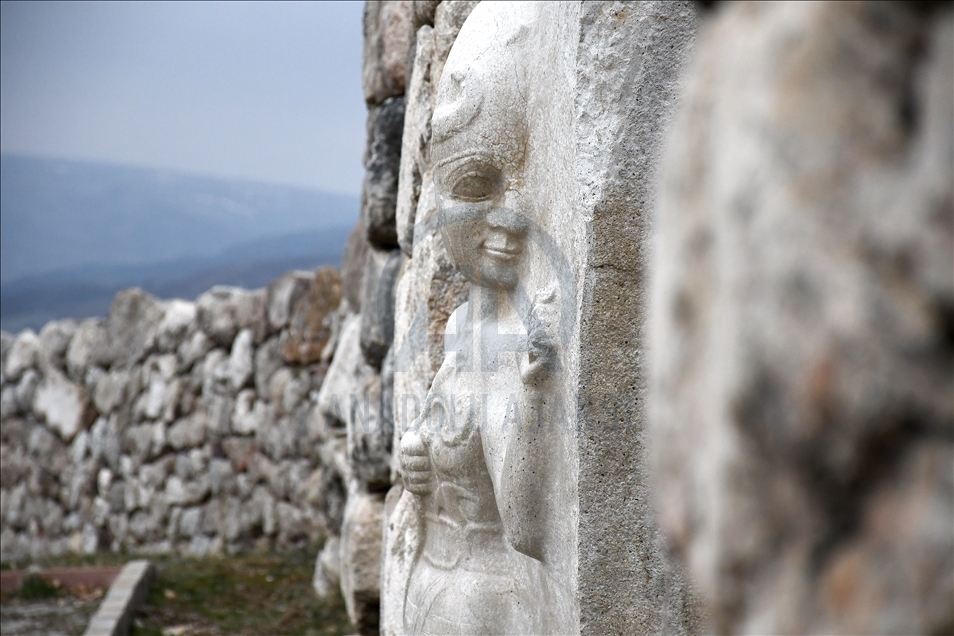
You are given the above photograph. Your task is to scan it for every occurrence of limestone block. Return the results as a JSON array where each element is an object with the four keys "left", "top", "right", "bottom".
[
  {"left": 282, "top": 267, "right": 343, "bottom": 365},
  {"left": 121, "top": 424, "right": 154, "bottom": 468},
  {"left": 105, "top": 288, "right": 166, "bottom": 369},
  {"left": 167, "top": 411, "right": 207, "bottom": 451},
  {"left": 196, "top": 286, "right": 267, "bottom": 347},
  {"left": 381, "top": 3, "right": 699, "bottom": 633},
  {"left": 231, "top": 389, "right": 271, "bottom": 436},
  {"left": 341, "top": 219, "right": 370, "bottom": 313},
  {"left": 138, "top": 354, "right": 179, "bottom": 423},
  {"left": 339, "top": 488, "right": 385, "bottom": 636},
  {"left": 155, "top": 299, "right": 197, "bottom": 354},
  {"left": 0, "top": 386, "right": 16, "bottom": 420},
  {"left": 276, "top": 501, "right": 307, "bottom": 547},
  {"left": 395, "top": 25, "right": 435, "bottom": 256},
  {"left": 362, "top": 96, "right": 406, "bottom": 248},
  {"left": 227, "top": 328, "right": 254, "bottom": 392},
  {"left": 252, "top": 335, "right": 282, "bottom": 396},
  {"left": 650, "top": 3, "right": 953, "bottom": 634},
  {"left": 362, "top": 1, "right": 414, "bottom": 106},
  {"left": 4, "top": 330, "right": 38, "bottom": 383},
  {"left": 92, "top": 368, "right": 130, "bottom": 415},
  {"left": 37, "top": 319, "right": 77, "bottom": 373},
  {"left": 165, "top": 474, "right": 208, "bottom": 507},
  {"left": 317, "top": 314, "right": 363, "bottom": 428},
  {"left": 176, "top": 330, "right": 213, "bottom": 373},
  {"left": 33, "top": 369, "right": 96, "bottom": 442},
  {"left": 14, "top": 369, "right": 40, "bottom": 414},
  {"left": 179, "top": 507, "right": 202, "bottom": 538},
  {"left": 359, "top": 247, "right": 403, "bottom": 369},
  {"left": 313, "top": 535, "right": 342, "bottom": 599},
  {"left": 65, "top": 319, "right": 109, "bottom": 382},
  {"left": 266, "top": 270, "right": 313, "bottom": 332}
]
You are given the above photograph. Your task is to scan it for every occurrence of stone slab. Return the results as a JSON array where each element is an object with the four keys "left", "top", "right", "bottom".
[{"left": 82, "top": 560, "right": 155, "bottom": 636}]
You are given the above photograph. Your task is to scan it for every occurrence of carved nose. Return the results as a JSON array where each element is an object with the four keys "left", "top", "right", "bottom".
[{"left": 485, "top": 207, "right": 529, "bottom": 236}]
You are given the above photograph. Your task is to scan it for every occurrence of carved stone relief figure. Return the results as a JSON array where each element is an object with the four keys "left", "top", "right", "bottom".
[{"left": 393, "top": 3, "right": 575, "bottom": 634}]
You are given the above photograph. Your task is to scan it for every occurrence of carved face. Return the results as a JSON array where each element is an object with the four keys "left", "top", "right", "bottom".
[
  {"left": 435, "top": 152, "right": 529, "bottom": 290},
  {"left": 432, "top": 19, "right": 532, "bottom": 291}
]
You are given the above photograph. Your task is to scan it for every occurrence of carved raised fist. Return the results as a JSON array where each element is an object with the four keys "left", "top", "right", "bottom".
[{"left": 400, "top": 428, "right": 432, "bottom": 496}]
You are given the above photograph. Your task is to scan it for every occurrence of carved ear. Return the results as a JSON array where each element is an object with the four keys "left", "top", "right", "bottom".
[{"left": 433, "top": 69, "right": 484, "bottom": 143}]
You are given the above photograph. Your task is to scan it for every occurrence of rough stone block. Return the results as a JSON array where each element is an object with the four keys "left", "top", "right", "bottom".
[
  {"left": 282, "top": 267, "right": 343, "bottom": 365},
  {"left": 33, "top": 370, "right": 96, "bottom": 442},
  {"left": 105, "top": 288, "right": 166, "bottom": 369},
  {"left": 4, "top": 330, "right": 38, "bottom": 383},
  {"left": 362, "top": 1, "right": 414, "bottom": 106},
  {"left": 340, "top": 488, "right": 385, "bottom": 636},
  {"left": 196, "top": 286, "right": 267, "bottom": 347},
  {"left": 362, "top": 96, "right": 406, "bottom": 248},
  {"left": 650, "top": 3, "right": 953, "bottom": 634},
  {"left": 265, "top": 270, "right": 313, "bottom": 333},
  {"left": 359, "top": 247, "right": 403, "bottom": 369}
]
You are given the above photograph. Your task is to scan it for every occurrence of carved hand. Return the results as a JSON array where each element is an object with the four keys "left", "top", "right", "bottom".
[
  {"left": 521, "top": 285, "right": 560, "bottom": 385},
  {"left": 400, "top": 429, "right": 432, "bottom": 496}
]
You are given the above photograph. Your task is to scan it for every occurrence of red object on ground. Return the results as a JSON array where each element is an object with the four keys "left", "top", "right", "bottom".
[{"left": 0, "top": 567, "right": 122, "bottom": 592}]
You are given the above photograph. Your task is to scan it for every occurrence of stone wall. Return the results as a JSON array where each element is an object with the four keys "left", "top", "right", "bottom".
[{"left": 1, "top": 270, "right": 344, "bottom": 561}]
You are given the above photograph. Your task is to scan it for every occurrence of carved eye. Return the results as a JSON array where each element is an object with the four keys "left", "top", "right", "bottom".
[{"left": 451, "top": 171, "right": 498, "bottom": 201}]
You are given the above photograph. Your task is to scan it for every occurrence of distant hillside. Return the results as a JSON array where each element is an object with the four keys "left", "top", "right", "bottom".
[
  {"left": 0, "top": 153, "right": 358, "bottom": 282},
  {"left": 0, "top": 154, "right": 359, "bottom": 332},
  {"left": 0, "top": 227, "right": 351, "bottom": 333}
]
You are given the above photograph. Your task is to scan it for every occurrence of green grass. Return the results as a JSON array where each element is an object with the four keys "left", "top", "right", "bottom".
[{"left": 130, "top": 551, "right": 354, "bottom": 636}]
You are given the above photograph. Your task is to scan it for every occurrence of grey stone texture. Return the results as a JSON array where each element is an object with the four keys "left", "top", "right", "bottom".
[
  {"left": 362, "top": 96, "right": 406, "bottom": 248},
  {"left": 650, "top": 2, "right": 954, "bottom": 634},
  {"left": 359, "top": 247, "right": 403, "bottom": 370},
  {"left": 362, "top": 1, "right": 414, "bottom": 107},
  {"left": 1, "top": 269, "right": 346, "bottom": 562}
]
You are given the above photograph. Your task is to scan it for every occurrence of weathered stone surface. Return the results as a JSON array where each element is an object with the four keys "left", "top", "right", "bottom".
[
  {"left": 339, "top": 488, "right": 385, "bottom": 636},
  {"left": 650, "top": 3, "right": 953, "bottom": 634},
  {"left": 266, "top": 270, "right": 313, "bottom": 332},
  {"left": 282, "top": 268, "right": 343, "bottom": 365},
  {"left": 92, "top": 369, "right": 130, "bottom": 416},
  {"left": 362, "top": 1, "right": 413, "bottom": 106},
  {"left": 359, "top": 248, "right": 403, "bottom": 369},
  {"left": 177, "top": 329, "right": 213, "bottom": 373},
  {"left": 395, "top": 24, "right": 435, "bottom": 256},
  {"left": 196, "top": 286, "right": 266, "bottom": 347},
  {"left": 231, "top": 389, "right": 271, "bottom": 436},
  {"left": 382, "top": 3, "right": 700, "bottom": 633},
  {"left": 167, "top": 412, "right": 207, "bottom": 451},
  {"left": 227, "top": 328, "right": 254, "bottom": 392},
  {"left": 390, "top": 221, "right": 468, "bottom": 467},
  {"left": 362, "top": 96, "right": 406, "bottom": 248},
  {"left": 341, "top": 219, "right": 370, "bottom": 313},
  {"left": 156, "top": 299, "right": 197, "bottom": 354},
  {"left": 313, "top": 535, "right": 342, "bottom": 599},
  {"left": 430, "top": 1, "right": 479, "bottom": 96},
  {"left": 4, "top": 330, "right": 38, "bottom": 383},
  {"left": 37, "top": 319, "right": 77, "bottom": 373},
  {"left": 32, "top": 370, "right": 96, "bottom": 442},
  {"left": 65, "top": 319, "right": 108, "bottom": 382},
  {"left": 105, "top": 288, "right": 166, "bottom": 368}
]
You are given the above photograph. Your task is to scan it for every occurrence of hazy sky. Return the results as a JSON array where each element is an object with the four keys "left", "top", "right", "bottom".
[{"left": 0, "top": 1, "right": 366, "bottom": 195}]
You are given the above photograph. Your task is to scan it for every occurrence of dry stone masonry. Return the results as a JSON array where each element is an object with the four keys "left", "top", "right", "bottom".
[
  {"left": 1, "top": 272, "right": 344, "bottom": 561},
  {"left": 2, "top": 2, "right": 951, "bottom": 636}
]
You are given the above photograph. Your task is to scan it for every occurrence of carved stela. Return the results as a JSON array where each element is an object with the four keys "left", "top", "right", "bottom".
[{"left": 394, "top": 3, "right": 577, "bottom": 634}]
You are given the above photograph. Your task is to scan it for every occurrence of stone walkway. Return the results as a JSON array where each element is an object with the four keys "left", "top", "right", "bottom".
[{"left": 0, "top": 596, "right": 99, "bottom": 636}]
